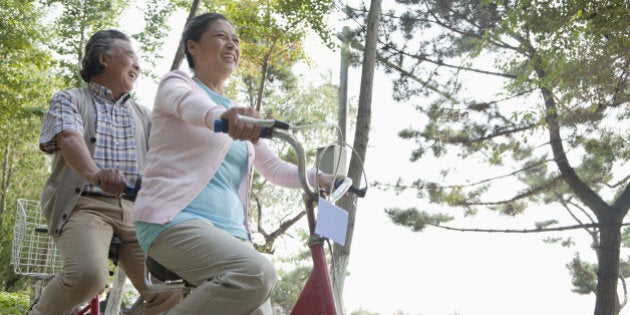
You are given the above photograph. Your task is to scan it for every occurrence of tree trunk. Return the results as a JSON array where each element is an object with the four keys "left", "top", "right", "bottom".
[
  {"left": 0, "top": 143, "right": 12, "bottom": 240},
  {"left": 538, "top": 65, "right": 630, "bottom": 315},
  {"left": 331, "top": 0, "right": 381, "bottom": 312},
  {"left": 337, "top": 26, "right": 351, "bottom": 143},
  {"left": 170, "top": 0, "right": 201, "bottom": 71},
  {"left": 255, "top": 38, "right": 279, "bottom": 113},
  {"left": 595, "top": 218, "right": 622, "bottom": 315},
  {"left": 255, "top": 58, "right": 269, "bottom": 112}
]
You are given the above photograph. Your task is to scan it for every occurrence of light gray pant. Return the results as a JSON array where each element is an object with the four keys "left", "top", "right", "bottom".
[
  {"left": 30, "top": 196, "right": 182, "bottom": 315},
  {"left": 148, "top": 219, "right": 277, "bottom": 315}
]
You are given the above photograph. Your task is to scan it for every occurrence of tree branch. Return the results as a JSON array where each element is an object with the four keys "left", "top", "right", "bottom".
[
  {"left": 170, "top": 0, "right": 200, "bottom": 71},
  {"left": 532, "top": 41, "right": 612, "bottom": 217},
  {"left": 459, "top": 175, "right": 563, "bottom": 206},
  {"left": 350, "top": 39, "right": 456, "bottom": 101},
  {"left": 430, "top": 221, "right": 630, "bottom": 233},
  {"left": 266, "top": 211, "right": 306, "bottom": 243},
  {"left": 421, "top": 0, "right": 520, "bottom": 52},
  {"left": 378, "top": 157, "right": 555, "bottom": 192}
]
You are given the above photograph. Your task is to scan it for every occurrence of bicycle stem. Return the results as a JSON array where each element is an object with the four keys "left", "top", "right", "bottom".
[
  {"left": 214, "top": 117, "right": 317, "bottom": 198},
  {"left": 268, "top": 129, "right": 317, "bottom": 199},
  {"left": 271, "top": 131, "right": 336, "bottom": 238}
]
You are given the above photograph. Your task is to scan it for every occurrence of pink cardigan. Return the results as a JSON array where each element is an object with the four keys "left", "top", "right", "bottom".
[{"left": 134, "top": 70, "right": 317, "bottom": 224}]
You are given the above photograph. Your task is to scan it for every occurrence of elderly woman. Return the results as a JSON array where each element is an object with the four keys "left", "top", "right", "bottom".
[{"left": 133, "top": 13, "right": 339, "bottom": 314}]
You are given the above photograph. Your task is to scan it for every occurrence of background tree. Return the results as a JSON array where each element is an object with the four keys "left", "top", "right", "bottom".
[
  {"left": 329, "top": 0, "right": 380, "bottom": 311},
  {"left": 249, "top": 74, "right": 343, "bottom": 252},
  {"left": 169, "top": 0, "right": 336, "bottom": 112},
  {"left": 344, "top": 1, "right": 629, "bottom": 314},
  {"left": 132, "top": 0, "right": 178, "bottom": 81},
  {"left": 269, "top": 230, "right": 312, "bottom": 311},
  {"left": 0, "top": 0, "right": 63, "bottom": 289},
  {"left": 210, "top": 0, "right": 334, "bottom": 112},
  {"left": 45, "top": 0, "right": 130, "bottom": 86}
]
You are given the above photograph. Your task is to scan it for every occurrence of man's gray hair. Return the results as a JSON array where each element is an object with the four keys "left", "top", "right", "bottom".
[{"left": 80, "top": 29, "right": 131, "bottom": 82}]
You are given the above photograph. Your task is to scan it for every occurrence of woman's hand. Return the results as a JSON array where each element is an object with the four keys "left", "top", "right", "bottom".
[
  {"left": 318, "top": 173, "right": 345, "bottom": 195},
  {"left": 220, "top": 107, "right": 263, "bottom": 144}
]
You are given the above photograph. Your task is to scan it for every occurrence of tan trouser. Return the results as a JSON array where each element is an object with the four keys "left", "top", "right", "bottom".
[
  {"left": 29, "top": 196, "right": 182, "bottom": 315},
  {"left": 148, "top": 219, "right": 277, "bottom": 315}
]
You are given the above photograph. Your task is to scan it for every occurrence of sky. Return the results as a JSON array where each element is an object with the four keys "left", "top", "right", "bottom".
[{"left": 121, "top": 5, "right": 621, "bottom": 315}]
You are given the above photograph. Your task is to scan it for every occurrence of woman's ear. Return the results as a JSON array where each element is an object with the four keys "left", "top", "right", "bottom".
[
  {"left": 186, "top": 39, "right": 197, "bottom": 56},
  {"left": 98, "top": 53, "right": 110, "bottom": 67}
]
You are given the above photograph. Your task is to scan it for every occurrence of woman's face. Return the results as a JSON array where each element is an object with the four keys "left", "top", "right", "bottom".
[{"left": 188, "top": 19, "right": 240, "bottom": 78}]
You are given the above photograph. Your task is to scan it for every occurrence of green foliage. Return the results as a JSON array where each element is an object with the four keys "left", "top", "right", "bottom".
[
  {"left": 132, "top": 0, "right": 177, "bottom": 81},
  {"left": 45, "top": 0, "right": 130, "bottom": 86},
  {"left": 274, "top": 0, "right": 336, "bottom": 48},
  {"left": 247, "top": 74, "right": 341, "bottom": 252},
  {"left": 350, "top": 0, "right": 629, "bottom": 228},
  {"left": 535, "top": 219, "right": 560, "bottom": 230},
  {"left": 270, "top": 233, "right": 312, "bottom": 310},
  {"left": 0, "top": 0, "right": 62, "bottom": 289},
  {"left": 567, "top": 254, "right": 598, "bottom": 294},
  {"left": 384, "top": 207, "right": 453, "bottom": 232},
  {"left": 0, "top": 290, "right": 29, "bottom": 314},
  {"left": 543, "top": 236, "right": 576, "bottom": 248}
]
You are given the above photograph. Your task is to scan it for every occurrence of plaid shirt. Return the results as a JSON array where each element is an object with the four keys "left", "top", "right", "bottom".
[{"left": 39, "top": 82, "right": 139, "bottom": 193}]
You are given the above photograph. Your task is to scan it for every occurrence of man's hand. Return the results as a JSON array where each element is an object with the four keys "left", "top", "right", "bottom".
[
  {"left": 88, "top": 169, "right": 127, "bottom": 196},
  {"left": 56, "top": 129, "right": 127, "bottom": 196}
]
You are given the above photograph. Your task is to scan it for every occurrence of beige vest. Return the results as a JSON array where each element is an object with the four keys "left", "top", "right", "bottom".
[{"left": 40, "top": 87, "right": 150, "bottom": 235}]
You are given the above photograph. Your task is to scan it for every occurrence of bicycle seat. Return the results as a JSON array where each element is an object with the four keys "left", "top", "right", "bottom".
[{"left": 146, "top": 256, "right": 182, "bottom": 282}]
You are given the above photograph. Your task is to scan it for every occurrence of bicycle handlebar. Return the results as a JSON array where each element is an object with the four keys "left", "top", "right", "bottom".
[
  {"left": 122, "top": 176, "right": 142, "bottom": 201},
  {"left": 214, "top": 116, "right": 366, "bottom": 199},
  {"left": 334, "top": 178, "right": 367, "bottom": 198},
  {"left": 213, "top": 117, "right": 290, "bottom": 139}
]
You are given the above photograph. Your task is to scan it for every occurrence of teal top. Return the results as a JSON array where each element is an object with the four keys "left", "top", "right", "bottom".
[{"left": 135, "top": 80, "right": 249, "bottom": 253}]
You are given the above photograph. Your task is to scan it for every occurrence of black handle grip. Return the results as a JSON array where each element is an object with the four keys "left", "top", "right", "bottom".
[
  {"left": 214, "top": 119, "right": 274, "bottom": 138},
  {"left": 35, "top": 226, "right": 49, "bottom": 233},
  {"left": 349, "top": 185, "right": 367, "bottom": 198},
  {"left": 123, "top": 176, "right": 142, "bottom": 200},
  {"left": 334, "top": 178, "right": 367, "bottom": 198}
]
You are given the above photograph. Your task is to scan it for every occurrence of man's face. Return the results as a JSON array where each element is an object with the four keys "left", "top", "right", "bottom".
[{"left": 103, "top": 39, "right": 140, "bottom": 94}]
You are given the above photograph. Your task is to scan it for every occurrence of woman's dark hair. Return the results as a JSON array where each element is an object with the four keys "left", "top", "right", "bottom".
[
  {"left": 182, "top": 13, "right": 232, "bottom": 70},
  {"left": 80, "top": 29, "right": 131, "bottom": 83}
]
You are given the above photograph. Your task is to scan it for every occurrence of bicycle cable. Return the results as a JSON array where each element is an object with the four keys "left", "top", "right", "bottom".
[{"left": 287, "top": 120, "right": 369, "bottom": 196}]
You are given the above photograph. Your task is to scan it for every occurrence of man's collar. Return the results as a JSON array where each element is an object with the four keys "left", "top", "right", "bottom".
[{"left": 88, "top": 82, "right": 131, "bottom": 104}]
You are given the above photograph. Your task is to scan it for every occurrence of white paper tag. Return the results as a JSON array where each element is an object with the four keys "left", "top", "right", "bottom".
[{"left": 315, "top": 197, "right": 349, "bottom": 246}]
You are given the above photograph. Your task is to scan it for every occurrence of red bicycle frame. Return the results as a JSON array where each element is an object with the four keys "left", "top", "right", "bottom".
[
  {"left": 291, "top": 194, "right": 336, "bottom": 315},
  {"left": 75, "top": 297, "right": 99, "bottom": 315}
]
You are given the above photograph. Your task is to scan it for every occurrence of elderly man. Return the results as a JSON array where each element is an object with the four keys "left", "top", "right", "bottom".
[{"left": 30, "top": 29, "right": 181, "bottom": 314}]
